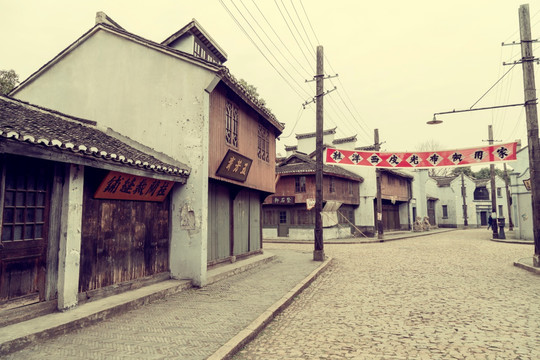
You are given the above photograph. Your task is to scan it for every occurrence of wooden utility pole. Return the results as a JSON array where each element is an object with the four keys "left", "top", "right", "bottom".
[
  {"left": 313, "top": 45, "right": 325, "bottom": 261},
  {"left": 503, "top": 162, "right": 514, "bottom": 231},
  {"left": 375, "top": 129, "right": 383, "bottom": 240},
  {"left": 461, "top": 173, "right": 468, "bottom": 227},
  {"left": 518, "top": 4, "right": 540, "bottom": 266},
  {"left": 488, "top": 125, "right": 499, "bottom": 239}
]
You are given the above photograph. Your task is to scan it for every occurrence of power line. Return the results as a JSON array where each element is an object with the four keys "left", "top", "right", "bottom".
[
  {"left": 273, "top": 0, "right": 313, "bottom": 69},
  {"left": 219, "top": 0, "right": 309, "bottom": 100}
]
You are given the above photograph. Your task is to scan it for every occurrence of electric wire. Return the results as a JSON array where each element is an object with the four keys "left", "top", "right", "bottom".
[
  {"left": 273, "top": 0, "right": 314, "bottom": 69},
  {"left": 243, "top": 0, "right": 312, "bottom": 80},
  {"left": 227, "top": 0, "right": 311, "bottom": 99},
  {"left": 219, "top": 0, "right": 308, "bottom": 100}
]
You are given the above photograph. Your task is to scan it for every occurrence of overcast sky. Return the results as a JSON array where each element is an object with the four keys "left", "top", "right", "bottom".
[{"left": 1, "top": 0, "right": 538, "bottom": 156}]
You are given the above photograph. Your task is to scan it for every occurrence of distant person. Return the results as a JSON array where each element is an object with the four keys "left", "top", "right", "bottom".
[{"left": 487, "top": 215, "right": 493, "bottom": 230}]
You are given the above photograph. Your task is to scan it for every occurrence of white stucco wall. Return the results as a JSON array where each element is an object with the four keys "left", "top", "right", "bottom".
[
  {"left": 14, "top": 29, "right": 215, "bottom": 285},
  {"left": 510, "top": 146, "right": 533, "bottom": 240}
]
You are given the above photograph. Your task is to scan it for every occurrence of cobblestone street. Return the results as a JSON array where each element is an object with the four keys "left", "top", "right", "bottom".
[{"left": 235, "top": 229, "right": 539, "bottom": 360}]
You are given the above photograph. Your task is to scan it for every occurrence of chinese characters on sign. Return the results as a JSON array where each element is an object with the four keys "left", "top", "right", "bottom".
[
  {"left": 272, "top": 196, "right": 295, "bottom": 205},
  {"left": 94, "top": 171, "right": 174, "bottom": 202},
  {"left": 216, "top": 149, "right": 253, "bottom": 182},
  {"left": 326, "top": 142, "right": 517, "bottom": 168},
  {"left": 523, "top": 179, "right": 532, "bottom": 191}
]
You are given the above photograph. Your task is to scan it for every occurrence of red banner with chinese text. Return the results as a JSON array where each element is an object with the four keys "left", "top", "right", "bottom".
[{"left": 325, "top": 142, "right": 517, "bottom": 168}]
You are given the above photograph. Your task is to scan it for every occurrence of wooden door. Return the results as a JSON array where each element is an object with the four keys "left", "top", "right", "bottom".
[
  {"left": 427, "top": 200, "right": 436, "bottom": 226},
  {"left": 233, "top": 190, "right": 250, "bottom": 255},
  {"left": 208, "top": 181, "right": 231, "bottom": 262},
  {"left": 382, "top": 203, "right": 400, "bottom": 231},
  {"left": 277, "top": 210, "right": 289, "bottom": 237},
  {"left": 0, "top": 156, "right": 51, "bottom": 305}
]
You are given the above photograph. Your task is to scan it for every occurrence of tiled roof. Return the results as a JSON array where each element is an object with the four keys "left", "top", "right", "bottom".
[
  {"left": 0, "top": 95, "right": 190, "bottom": 179},
  {"left": 161, "top": 19, "right": 228, "bottom": 63},
  {"left": 432, "top": 175, "right": 458, "bottom": 187},
  {"left": 333, "top": 135, "right": 357, "bottom": 145},
  {"left": 296, "top": 127, "right": 337, "bottom": 140},
  {"left": 379, "top": 168, "right": 414, "bottom": 180},
  {"left": 277, "top": 153, "right": 363, "bottom": 182}
]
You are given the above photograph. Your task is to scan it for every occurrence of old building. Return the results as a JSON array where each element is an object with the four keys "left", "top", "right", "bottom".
[
  {"left": 0, "top": 95, "right": 189, "bottom": 323},
  {"left": 262, "top": 152, "right": 363, "bottom": 239},
  {"left": 10, "top": 13, "right": 283, "bottom": 285},
  {"left": 510, "top": 142, "right": 534, "bottom": 240},
  {"left": 281, "top": 129, "right": 414, "bottom": 236},
  {"left": 431, "top": 174, "right": 476, "bottom": 228}
]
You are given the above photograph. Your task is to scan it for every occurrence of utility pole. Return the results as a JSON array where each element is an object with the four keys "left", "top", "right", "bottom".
[
  {"left": 518, "top": 4, "right": 540, "bottom": 266},
  {"left": 488, "top": 125, "right": 499, "bottom": 239},
  {"left": 461, "top": 173, "right": 468, "bottom": 227},
  {"left": 314, "top": 45, "right": 325, "bottom": 261},
  {"left": 503, "top": 162, "right": 514, "bottom": 231},
  {"left": 375, "top": 129, "right": 383, "bottom": 240}
]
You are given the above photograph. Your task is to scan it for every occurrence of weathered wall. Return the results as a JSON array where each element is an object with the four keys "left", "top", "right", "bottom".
[{"left": 14, "top": 29, "right": 213, "bottom": 285}]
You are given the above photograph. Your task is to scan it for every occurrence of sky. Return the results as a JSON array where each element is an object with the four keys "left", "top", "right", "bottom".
[{"left": 1, "top": 0, "right": 538, "bottom": 157}]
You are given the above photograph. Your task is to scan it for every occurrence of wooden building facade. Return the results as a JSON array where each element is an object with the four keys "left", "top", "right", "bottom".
[
  {"left": 0, "top": 95, "right": 189, "bottom": 324},
  {"left": 262, "top": 153, "right": 363, "bottom": 238},
  {"left": 207, "top": 79, "right": 282, "bottom": 263},
  {"left": 378, "top": 169, "right": 414, "bottom": 231}
]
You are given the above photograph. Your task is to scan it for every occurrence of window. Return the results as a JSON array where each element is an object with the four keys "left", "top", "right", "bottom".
[
  {"left": 474, "top": 187, "right": 490, "bottom": 201},
  {"left": 295, "top": 176, "right": 306, "bottom": 193},
  {"left": 225, "top": 101, "right": 238, "bottom": 147},
  {"left": 257, "top": 124, "right": 269, "bottom": 162},
  {"left": 2, "top": 158, "right": 50, "bottom": 242},
  {"left": 329, "top": 177, "right": 335, "bottom": 193},
  {"left": 279, "top": 211, "right": 287, "bottom": 224},
  {"left": 497, "top": 187, "right": 502, "bottom": 197},
  {"left": 442, "top": 205, "right": 448, "bottom": 219},
  {"left": 498, "top": 205, "right": 503, "bottom": 217}
]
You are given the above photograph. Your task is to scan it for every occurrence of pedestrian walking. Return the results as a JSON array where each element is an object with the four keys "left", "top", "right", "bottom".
[{"left": 487, "top": 215, "right": 493, "bottom": 230}]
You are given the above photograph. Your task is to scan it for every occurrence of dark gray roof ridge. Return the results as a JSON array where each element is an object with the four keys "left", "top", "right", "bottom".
[{"left": 0, "top": 95, "right": 190, "bottom": 179}]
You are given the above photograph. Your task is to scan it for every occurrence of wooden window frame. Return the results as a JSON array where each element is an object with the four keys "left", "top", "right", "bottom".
[
  {"left": 225, "top": 101, "right": 239, "bottom": 147},
  {"left": 257, "top": 124, "right": 269, "bottom": 162},
  {"left": 295, "top": 176, "right": 306, "bottom": 193},
  {"left": 1, "top": 158, "right": 50, "bottom": 243}
]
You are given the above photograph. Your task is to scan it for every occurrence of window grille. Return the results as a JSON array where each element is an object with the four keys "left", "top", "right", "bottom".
[{"left": 225, "top": 101, "right": 238, "bottom": 147}]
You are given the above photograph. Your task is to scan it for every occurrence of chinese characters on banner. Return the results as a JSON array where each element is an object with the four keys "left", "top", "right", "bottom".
[
  {"left": 326, "top": 142, "right": 517, "bottom": 168},
  {"left": 216, "top": 149, "right": 253, "bottom": 182},
  {"left": 272, "top": 196, "right": 295, "bottom": 205},
  {"left": 94, "top": 171, "right": 174, "bottom": 202}
]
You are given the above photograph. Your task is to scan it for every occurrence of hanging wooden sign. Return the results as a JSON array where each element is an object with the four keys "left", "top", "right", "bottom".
[
  {"left": 523, "top": 178, "right": 532, "bottom": 191},
  {"left": 216, "top": 149, "right": 252, "bottom": 182},
  {"left": 94, "top": 171, "right": 174, "bottom": 202},
  {"left": 326, "top": 142, "right": 517, "bottom": 168}
]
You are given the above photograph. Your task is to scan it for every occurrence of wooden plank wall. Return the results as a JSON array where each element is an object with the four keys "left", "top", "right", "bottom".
[
  {"left": 207, "top": 180, "right": 231, "bottom": 262},
  {"left": 267, "top": 174, "right": 360, "bottom": 205},
  {"left": 208, "top": 83, "right": 276, "bottom": 193},
  {"left": 79, "top": 168, "right": 170, "bottom": 292}
]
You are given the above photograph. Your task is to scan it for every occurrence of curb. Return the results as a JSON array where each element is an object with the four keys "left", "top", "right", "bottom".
[
  {"left": 0, "top": 252, "right": 277, "bottom": 357},
  {"left": 0, "top": 279, "right": 193, "bottom": 356},
  {"left": 207, "top": 256, "right": 333, "bottom": 360},
  {"left": 513, "top": 258, "right": 540, "bottom": 275},
  {"left": 264, "top": 229, "right": 457, "bottom": 245}
]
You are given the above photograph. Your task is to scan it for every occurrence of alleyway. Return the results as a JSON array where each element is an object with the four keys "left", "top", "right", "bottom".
[{"left": 234, "top": 229, "right": 539, "bottom": 359}]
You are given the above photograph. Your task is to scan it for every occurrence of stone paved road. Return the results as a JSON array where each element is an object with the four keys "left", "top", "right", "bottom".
[
  {"left": 235, "top": 229, "right": 539, "bottom": 360},
  {"left": 3, "top": 249, "right": 321, "bottom": 360}
]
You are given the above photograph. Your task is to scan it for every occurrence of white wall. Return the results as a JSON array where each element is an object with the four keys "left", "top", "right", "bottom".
[
  {"left": 510, "top": 146, "right": 533, "bottom": 240},
  {"left": 15, "top": 29, "right": 216, "bottom": 285}
]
